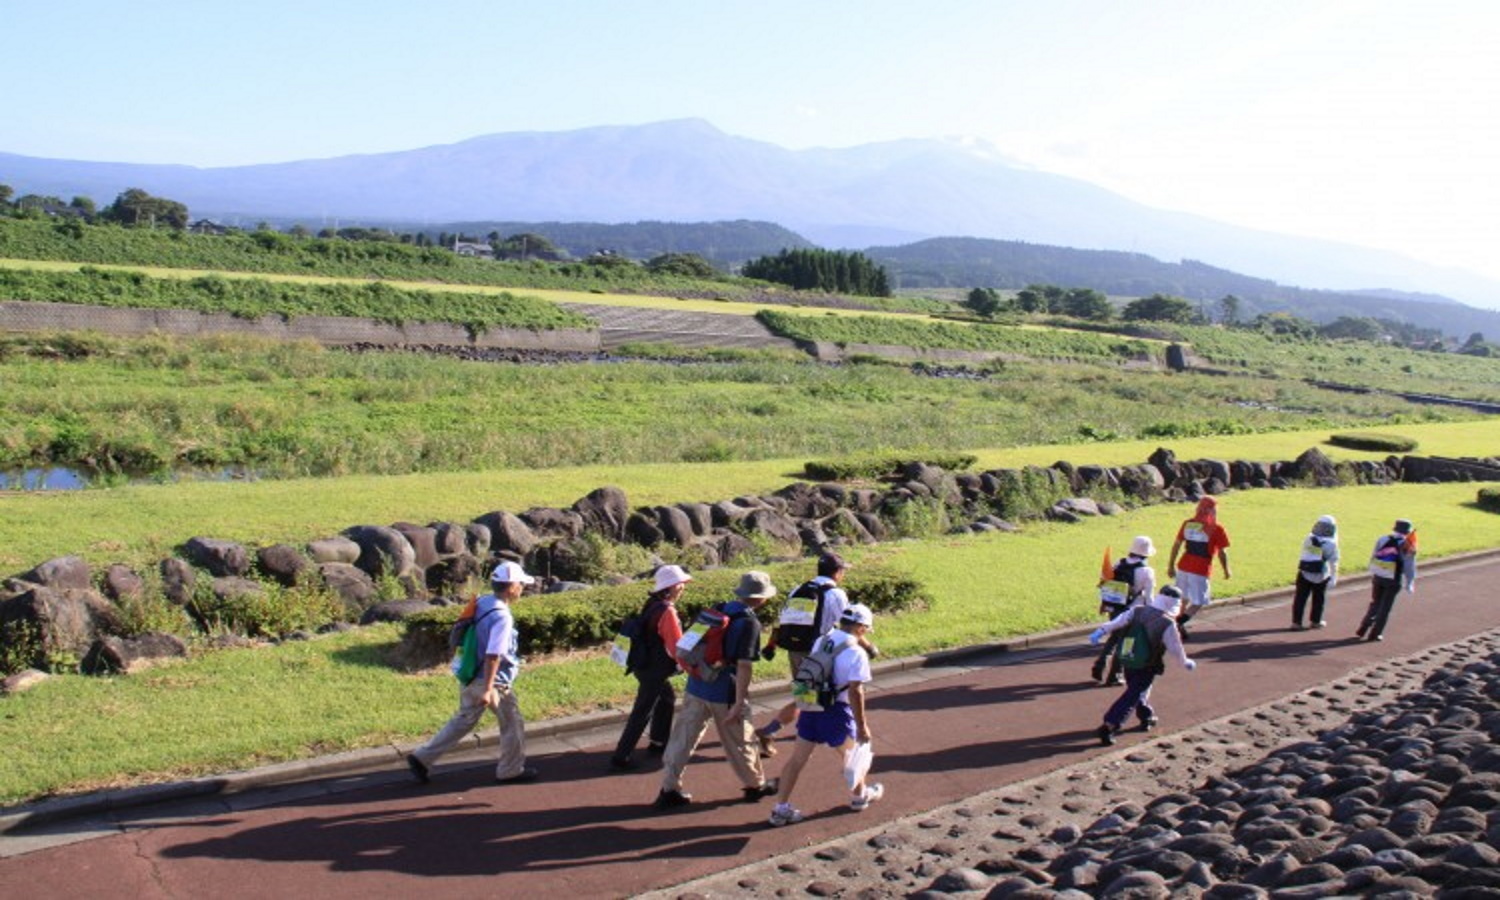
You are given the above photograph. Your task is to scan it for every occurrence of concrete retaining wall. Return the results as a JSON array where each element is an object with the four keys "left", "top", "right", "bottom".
[{"left": 0, "top": 301, "right": 602, "bottom": 352}]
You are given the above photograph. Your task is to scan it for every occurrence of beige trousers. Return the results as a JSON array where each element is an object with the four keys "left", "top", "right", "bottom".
[
  {"left": 412, "top": 678, "right": 527, "bottom": 780},
  {"left": 660, "top": 693, "right": 765, "bottom": 793}
]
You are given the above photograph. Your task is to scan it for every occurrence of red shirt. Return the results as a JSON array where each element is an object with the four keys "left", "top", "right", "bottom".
[{"left": 1174, "top": 517, "right": 1230, "bottom": 577}]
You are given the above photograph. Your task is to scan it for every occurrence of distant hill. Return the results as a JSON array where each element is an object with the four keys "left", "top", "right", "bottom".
[
  {"left": 4, "top": 119, "right": 1499, "bottom": 310},
  {"left": 422, "top": 219, "right": 813, "bottom": 267},
  {"left": 867, "top": 236, "right": 1500, "bottom": 339}
]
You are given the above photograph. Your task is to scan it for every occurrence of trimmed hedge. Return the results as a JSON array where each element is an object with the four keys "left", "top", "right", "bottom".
[
  {"left": 397, "top": 560, "right": 930, "bottom": 668},
  {"left": 1479, "top": 488, "right": 1500, "bottom": 514},
  {"left": 1327, "top": 432, "right": 1419, "bottom": 453},
  {"left": 804, "top": 453, "right": 978, "bottom": 481}
]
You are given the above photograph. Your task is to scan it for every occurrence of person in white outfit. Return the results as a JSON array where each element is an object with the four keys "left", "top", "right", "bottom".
[{"left": 1290, "top": 515, "right": 1340, "bottom": 630}]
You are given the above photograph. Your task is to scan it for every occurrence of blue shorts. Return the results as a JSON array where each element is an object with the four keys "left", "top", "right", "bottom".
[{"left": 796, "top": 701, "right": 855, "bottom": 748}]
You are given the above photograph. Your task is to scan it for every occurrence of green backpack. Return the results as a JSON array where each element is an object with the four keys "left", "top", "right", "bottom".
[
  {"left": 1116, "top": 607, "right": 1163, "bottom": 671},
  {"left": 450, "top": 608, "right": 499, "bottom": 684}
]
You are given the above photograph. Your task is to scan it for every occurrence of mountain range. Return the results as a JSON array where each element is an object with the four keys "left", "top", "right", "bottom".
[{"left": 2, "top": 118, "right": 1497, "bottom": 313}]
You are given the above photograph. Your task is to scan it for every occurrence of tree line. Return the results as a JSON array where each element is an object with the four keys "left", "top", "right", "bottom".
[{"left": 740, "top": 248, "right": 892, "bottom": 297}]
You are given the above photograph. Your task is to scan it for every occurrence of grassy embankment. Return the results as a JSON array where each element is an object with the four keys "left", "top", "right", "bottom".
[
  {"left": 2, "top": 473, "right": 1497, "bottom": 806},
  {"left": 0, "top": 328, "right": 1472, "bottom": 569}
]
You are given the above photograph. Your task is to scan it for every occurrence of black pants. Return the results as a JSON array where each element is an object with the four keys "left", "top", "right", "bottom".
[
  {"left": 1359, "top": 578, "right": 1402, "bottom": 639},
  {"left": 1291, "top": 573, "right": 1329, "bottom": 626},
  {"left": 613, "top": 673, "right": 675, "bottom": 761}
]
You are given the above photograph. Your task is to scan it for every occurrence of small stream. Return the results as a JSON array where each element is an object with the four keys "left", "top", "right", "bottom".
[{"left": 0, "top": 465, "right": 261, "bottom": 492}]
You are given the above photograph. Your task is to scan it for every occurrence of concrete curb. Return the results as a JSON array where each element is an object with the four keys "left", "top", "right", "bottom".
[{"left": 3, "top": 547, "right": 1494, "bottom": 837}]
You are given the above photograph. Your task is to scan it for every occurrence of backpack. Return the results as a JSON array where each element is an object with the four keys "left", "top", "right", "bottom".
[
  {"left": 675, "top": 605, "right": 746, "bottom": 682},
  {"left": 1101, "top": 556, "right": 1146, "bottom": 608},
  {"left": 1116, "top": 607, "right": 1166, "bottom": 672},
  {"left": 776, "top": 580, "right": 834, "bottom": 653},
  {"left": 792, "top": 633, "right": 854, "bottom": 711},
  {"left": 1299, "top": 535, "right": 1329, "bottom": 576},
  {"left": 1369, "top": 535, "right": 1405, "bottom": 580},
  {"left": 449, "top": 607, "right": 499, "bottom": 684},
  {"left": 612, "top": 598, "right": 666, "bottom": 675}
]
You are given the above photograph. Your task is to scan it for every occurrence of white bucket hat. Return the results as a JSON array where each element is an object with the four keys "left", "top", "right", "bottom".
[
  {"left": 652, "top": 564, "right": 693, "bottom": 593},
  {"left": 1130, "top": 535, "right": 1156, "bottom": 558},
  {"left": 490, "top": 560, "right": 535, "bottom": 585}
]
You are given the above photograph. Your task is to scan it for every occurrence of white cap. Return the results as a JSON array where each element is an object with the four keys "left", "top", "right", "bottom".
[
  {"left": 652, "top": 564, "right": 693, "bottom": 593},
  {"left": 840, "top": 603, "right": 875, "bottom": 630},
  {"left": 1130, "top": 535, "right": 1156, "bottom": 558},
  {"left": 490, "top": 561, "right": 535, "bottom": 585}
]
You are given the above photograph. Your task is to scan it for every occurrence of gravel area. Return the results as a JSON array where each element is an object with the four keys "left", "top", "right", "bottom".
[{"left": 646, "top": 629, "right": 1500, "bottom": 899}]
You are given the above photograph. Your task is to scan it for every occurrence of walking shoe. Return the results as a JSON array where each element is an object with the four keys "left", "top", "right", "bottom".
[
  {"left": 755, "top": 728, "right": 778, "bottom": 759},
  {"left": 495, "top": 767, "right": 539, "bottom": 784},
  {"left": 1367, "top": 634, "right": 1384, "bottom": 642},
  {"left": 1312, "top": 621, "right": 1327, "bottom": 629},
  {"left": 742, "top": 779, "right": 779, "bottom": 803},
  {"left": 768, "top": 802, "right": 804, "bottom": 827},
  {"left": 1105, "top": 674, "right": 1124, "bottom": 687},
  {"left": 608, "top": 755, "right": 638, "bottom": 772},
  {"left": 1290, "top": 622, "right": 1305, "bottom": 631},
  {"left": 1089, "top": 657, "right": 1106, "bottom": 683},
  {"left": 405, "top": 754, "right": 429, "bottom": 784},
  {"left": 653, "top": 789, "right": 692, "bottom": 810},
  {"left": 1139, "top": 717, "right": 1159, "bottom": 732},
  {"left": 851, "top": 783, "right": 884, "bottom": 811},
  {"left": 1096, "top": 724, "right": 1116, "bottom": 746}
]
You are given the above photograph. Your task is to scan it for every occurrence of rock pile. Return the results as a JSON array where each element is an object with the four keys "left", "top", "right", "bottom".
[{"left": 651, "top": 631, "right": 1500, "bottom": 899}]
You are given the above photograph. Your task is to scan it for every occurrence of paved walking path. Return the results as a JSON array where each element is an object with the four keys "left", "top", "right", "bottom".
[{"left": 2, "top": 552, "right": 1497, "bottom": 898}]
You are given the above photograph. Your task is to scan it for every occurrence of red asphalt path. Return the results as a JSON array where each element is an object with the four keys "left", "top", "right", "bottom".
[{"left": 3, "top": 553, "right": 1498, "bottom": 899}]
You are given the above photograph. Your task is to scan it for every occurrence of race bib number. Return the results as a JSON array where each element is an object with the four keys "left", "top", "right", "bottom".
[
  {"left": 1098, "top": 580, "right": 1129, "bottom": 606},
  {"left": 779, "top": 593, "right": 818, "bottom": 626},
  {"left": 675, "top": 621, "right": 709, "bottom": 653},
  {"left": 609, "top": 634, "right": 631, "bottom": 667}
]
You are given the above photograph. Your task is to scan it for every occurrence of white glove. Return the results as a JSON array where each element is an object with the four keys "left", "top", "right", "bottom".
[{"left": 1184, "top": 659, "right": 1197, "bottom": 671}]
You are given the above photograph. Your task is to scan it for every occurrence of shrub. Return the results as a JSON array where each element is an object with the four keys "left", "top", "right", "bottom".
[
  {"left": 397, "top": 560, "right": 930, "bottom": 665},
  {"left": 804, "top": 453, "right": 978, "bottom": 481},
  {"left": 190, "top": 580, "right": 346, "bottom": 638},
  {"left": 1478, "top": 488, "right": 1500, "bottom": 514},
  {"left": 1327, "top": 432, "right": 1419, "bottom": 453}
]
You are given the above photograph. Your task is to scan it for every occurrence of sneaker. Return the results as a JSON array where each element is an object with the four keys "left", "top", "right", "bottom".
[
  {"left": 768, "top": 802, "right": 804, "bottom": 827},
  {"left": 495, "top": 766, "right": 539, "bottom": 784},
  {"left": 755, "top": 728, "right": 778, "bottom": 759},
  {"left": 405, "top": 754, "right": 429, "bottom": 784},
  {"left": 1312, "top": 621, "right": 1327, "bottom": 629},
  {"left": 653, "top": 789, "right": 692, "bottom": 810},
  {"left": 1290, "top": 622, "right": 1305, "bottom": 631},
  {"left": 742, "top": 779, "right": 779, "bottom": 803},
  {"left": 851, "top": 783, "right": 884, "bottom": 811},
  {"left": 1139, "top": 717, "right": 1159, "bottom": 732},
  {"left": 1096, "top": 724, "right": 1116, "bottom": 747},
  {"left": 1367, "top": 634, "right": 1384, "bottom": 642},
  {"left": 1105, "top": 674, "right": 1124, "bottom": 687}
]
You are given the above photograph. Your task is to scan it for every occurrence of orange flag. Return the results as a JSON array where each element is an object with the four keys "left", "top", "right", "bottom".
[{"left": 1100, "top": 547, "right": 1114, "bottom": 580}]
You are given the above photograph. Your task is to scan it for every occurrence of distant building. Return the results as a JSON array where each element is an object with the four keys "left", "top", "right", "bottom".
[
  {"left": 188, "top": 219, "right": 230, "bottom": 236},
  {"left": 452, "top": 241, "right": 494, "bottom": 259}
]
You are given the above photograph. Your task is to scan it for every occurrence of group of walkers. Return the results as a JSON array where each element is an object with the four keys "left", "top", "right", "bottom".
[
  {"left": 400, "top": 495, "right": 1423, "bottom": 822},
  {"left": 1089, "top": 496, "right": 1420, "bottom": 746},
  {"left": 405, "top": 551, "right": 883, "bottom": 828}
]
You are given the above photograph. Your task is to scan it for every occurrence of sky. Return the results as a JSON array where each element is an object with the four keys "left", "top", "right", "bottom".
[{"left": 3, "top": 1, "right": 1499, "bottom": 284}]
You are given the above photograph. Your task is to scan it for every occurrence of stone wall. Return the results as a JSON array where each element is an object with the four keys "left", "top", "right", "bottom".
[{"left": 0, "top": 301, "right": 601, "bottom": 352}]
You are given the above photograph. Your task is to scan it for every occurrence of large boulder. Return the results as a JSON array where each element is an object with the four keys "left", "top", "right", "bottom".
[
  {"left": 307, "top": 536, "right": 361, "bottom": 565},
  {"left": 773, "top": 482, "right": 838, "bottom": 519},
  {"left": 1147, "top": 447, "right": 1182, "bottom": 486},
  {"left": 257, "top": 544, "right": 311, "bottom": 587},
  {"left": 17, "top": 555, "right": 92, "bottom": 591},
  {"left": 318, "top": 562, "right": 377, "bottom": 614},
  {"left": 519, "top": 507, "right": 585, "bottom": 541},
  {"left": 654, "top": 505, "right": 698, "bottom": 548},
  {"left": 391, "top": 523, "right": 443, "bottom": 571},
  {"left": 101, "top": 564, "right": 144, "bottom": 602},
  {"left": 822, "top": 508, "right": 878, "bottom": 545},
  {"left": 81, "top": 632, "right": 189, "bottom": 675},
  {"left": 710, "top": 500, "right": 753, "bottom": 528},
  {"left": 429, "top": 522, "right": 468, "bottom": 557},
  {"left": 474, "top": 511, "right": 537, "bottom": 557},
  {"left": 211, "top": 576, "right": 263, "bottom": 605},
  {"left": 182, "top": 537, "right": 251, "bottom": 577},
  {"left": 676, "top": 502, "right": 714, "bottom": 537},
  {"left": 159, "top": 557, "right": 196, "bottom": 606},
  {"left": 426, "top": 553, "right": 483, "bottom": 594},
  {"left": 571, "top": 486, "right": 631, "bottom": 541},
  {"left": 625, "top": 511, "right": 665, "bottom": 548},
  {"left": 1284, "top": 448, "right": 1340, "bottom": 487},
  {"left": 715, "top": 530, "right": 757, "bottom": 565},
  {"left": 0, "top": 586, "right": 122, "bottom": 670},
  {"left": 743, "top": 508, "right": 803, "bottom": 548},
  {"left": 464, "top": 522, "right": 492, "bottom": 557},
  {"left": 341, "top": 525, "right": 418, "bottom": 579}
]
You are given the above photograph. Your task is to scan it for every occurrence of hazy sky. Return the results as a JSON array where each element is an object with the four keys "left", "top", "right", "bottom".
[{"left": 4, "top": 1, "right": 1498, "bottom": 283}]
